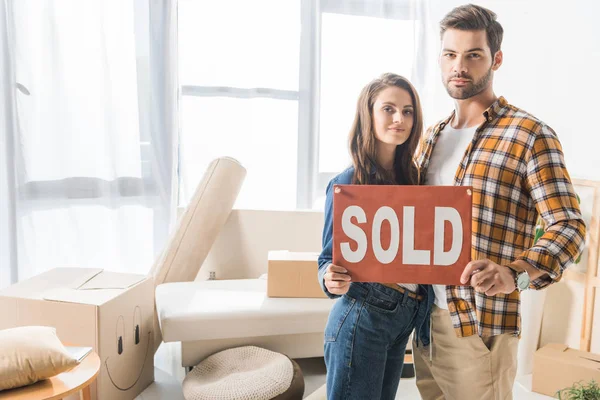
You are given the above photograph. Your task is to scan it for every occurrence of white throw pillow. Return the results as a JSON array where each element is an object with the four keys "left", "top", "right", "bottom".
[{"left": 0, "top": 326, "right": 79, "bottom": 391}]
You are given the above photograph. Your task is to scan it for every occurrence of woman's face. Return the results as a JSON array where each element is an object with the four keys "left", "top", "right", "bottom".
[{"left": 372, "top": 86, "right": 414, "bottom": 147}]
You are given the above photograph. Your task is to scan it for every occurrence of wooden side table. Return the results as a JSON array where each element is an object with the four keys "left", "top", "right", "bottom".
[{"left": 0, "top": 351, "right": 101, "bottom": 400}]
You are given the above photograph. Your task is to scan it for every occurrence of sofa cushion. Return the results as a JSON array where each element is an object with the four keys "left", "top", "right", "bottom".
[{"left": 156, "top": 279, "right": 335, "bottom": 343}]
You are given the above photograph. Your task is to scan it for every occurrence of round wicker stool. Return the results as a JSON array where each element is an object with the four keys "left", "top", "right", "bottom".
[{"left": 182, "top": 346, "right": 304, "bottom": 400}]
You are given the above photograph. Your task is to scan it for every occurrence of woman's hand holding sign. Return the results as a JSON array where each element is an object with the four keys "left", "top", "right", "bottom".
[{"left": 324, "top": 264, "right": 352, "bottom": 295}]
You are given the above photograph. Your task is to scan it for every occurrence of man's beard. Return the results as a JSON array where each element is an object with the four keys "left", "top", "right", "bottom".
[{"left": 444, "top": 67, "right": 492, "bottom": 99}]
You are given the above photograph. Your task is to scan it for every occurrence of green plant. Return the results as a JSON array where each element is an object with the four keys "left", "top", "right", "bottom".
[{"left": 556, "top": 380, "right": 600, "bottom": 400}]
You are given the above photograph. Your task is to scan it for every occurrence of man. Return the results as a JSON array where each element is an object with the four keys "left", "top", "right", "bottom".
[{"left": 413, "top": 4, "right": 586, "bottom": 399}]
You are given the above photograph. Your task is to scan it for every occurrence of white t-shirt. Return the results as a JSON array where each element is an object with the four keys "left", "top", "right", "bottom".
[{"left": 426, "top": 124, "right": 477, "bottom": 309}]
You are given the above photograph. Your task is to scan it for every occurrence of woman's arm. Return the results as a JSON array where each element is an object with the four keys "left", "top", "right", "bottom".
[{"left": 318, "top": 179, "right": 341, "bottom": 299}]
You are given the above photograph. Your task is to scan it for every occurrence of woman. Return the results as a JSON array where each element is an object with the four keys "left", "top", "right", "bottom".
[{"left": 317, "top": 73, "right": 429, "bottom": 400}]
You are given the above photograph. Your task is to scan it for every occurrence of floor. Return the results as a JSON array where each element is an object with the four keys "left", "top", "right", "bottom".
[
  {"left": 285, "top": 358, "right": 553, "bottom": 399},
  {"left": 137, "top": 357, "right": 554, "bottom": 400},
  {"left": 295, "top": 357, "right": 421, "bottom": 399}
]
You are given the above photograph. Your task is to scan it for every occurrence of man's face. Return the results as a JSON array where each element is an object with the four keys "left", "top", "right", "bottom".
[{"left": 440, "top": 29, "right": 499, "bottom": 99}]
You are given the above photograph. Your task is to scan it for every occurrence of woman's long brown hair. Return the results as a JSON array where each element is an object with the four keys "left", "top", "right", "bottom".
[{"left": 348, "top": 73, "right": 423, "bottom": 185}]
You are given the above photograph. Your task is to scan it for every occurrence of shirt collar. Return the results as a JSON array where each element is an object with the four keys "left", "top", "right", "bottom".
[
  {"left": 483, "top": 96, "right": 508, "bottom": 122},
  {"left": 438, "top": 96, "right": 509, "bottom": 132}
]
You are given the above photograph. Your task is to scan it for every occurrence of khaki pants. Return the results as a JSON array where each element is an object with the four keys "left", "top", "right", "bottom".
[{"left": 413, "top": 305, "right": 519, "bottom": 400}]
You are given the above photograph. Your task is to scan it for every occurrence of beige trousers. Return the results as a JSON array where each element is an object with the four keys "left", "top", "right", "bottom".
[{"left": 412, "top": 305, "right": 519, "bottom": 400}]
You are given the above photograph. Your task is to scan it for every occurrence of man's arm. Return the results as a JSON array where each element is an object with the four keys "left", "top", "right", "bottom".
[
  {"left": 515, "top": 125, "right": 586, "bottom": 289},
  {"left": 461, "top": 125, "right": 586, "bottom": 294}
]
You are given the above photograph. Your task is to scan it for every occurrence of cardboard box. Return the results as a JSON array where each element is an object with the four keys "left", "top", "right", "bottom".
[
  {"left": 532, "top": 343, "right": 600, "bottom": 397},
  {"left": 0, "top": 268, "right": 154, "bottom": 400},
  {"left": 267, "top": 251, "right": 327, "bottom": 298}
]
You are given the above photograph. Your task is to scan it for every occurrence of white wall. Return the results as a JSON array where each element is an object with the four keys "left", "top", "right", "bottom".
[{"left": 491, "top": 0, "right": 600, "bottom": 181}]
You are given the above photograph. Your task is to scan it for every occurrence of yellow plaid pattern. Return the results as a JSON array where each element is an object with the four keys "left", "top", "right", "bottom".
[{"left": 417, "top": 97, "right": 586, "bottom": 337}]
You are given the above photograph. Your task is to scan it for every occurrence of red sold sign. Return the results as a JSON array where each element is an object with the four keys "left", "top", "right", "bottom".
[{"left": 333, "top": 185, "right": 472, "bottom": 285}]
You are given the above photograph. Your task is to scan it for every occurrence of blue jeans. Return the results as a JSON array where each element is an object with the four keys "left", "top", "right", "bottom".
[{"left": 324, "top": 282, "right": 421, "bottom": 400}]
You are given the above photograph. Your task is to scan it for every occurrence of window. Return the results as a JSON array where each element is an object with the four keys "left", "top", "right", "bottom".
[
  {"left": 318, "top": 14, "right": 414, "bottom": 173},
  {"left": 178, "top": 0, "right": 301, "bottom": 210},
  {"left": 178, "top": 0, "right": 416, "bottom": 210}
]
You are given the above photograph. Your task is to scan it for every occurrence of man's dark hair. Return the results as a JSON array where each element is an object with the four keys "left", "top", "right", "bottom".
[{"left": 440, "top": 4, "right": 504, "bottom": 56}]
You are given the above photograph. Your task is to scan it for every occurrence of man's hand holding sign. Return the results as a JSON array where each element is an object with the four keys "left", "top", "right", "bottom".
[
  {"left": 331, "top": 185, "right": 472, "bottom": 287},
  {"left": 461, "top": 259, "right": 516, "bottom": 295}
]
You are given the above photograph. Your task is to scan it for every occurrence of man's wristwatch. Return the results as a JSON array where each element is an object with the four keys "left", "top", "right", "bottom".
[{"left": 507, "top": 264, "right": 530, "bottom": 292}]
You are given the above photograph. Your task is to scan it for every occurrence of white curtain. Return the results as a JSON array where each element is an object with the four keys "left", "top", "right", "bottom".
[
  {"left": 0, "top": 0, "right": 18, "bottom": 287},
  {"left": 0, "top": 0, "right": 179, "bottom": 289}
]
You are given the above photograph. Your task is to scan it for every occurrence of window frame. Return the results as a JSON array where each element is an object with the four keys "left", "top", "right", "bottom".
[
  {"left": 178, "top": 0, "right": 419, "bottom": 210},
  {"left": 309, "top": 0, "right": 418, "bottom": 208}
]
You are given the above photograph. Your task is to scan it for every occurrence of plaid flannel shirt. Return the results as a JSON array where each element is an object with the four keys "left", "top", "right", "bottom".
[{"left": 417, "top": 96, "right": 586, "bottom": 337}]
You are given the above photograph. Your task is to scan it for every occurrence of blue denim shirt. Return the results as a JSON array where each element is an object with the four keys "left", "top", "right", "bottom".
[{"left": 317, "top": 166, "right": 434, "bottom": 347}]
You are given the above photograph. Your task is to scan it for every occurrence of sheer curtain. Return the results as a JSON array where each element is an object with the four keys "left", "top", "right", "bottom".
[
  {"left": 0, "top": 0, "right": 178, "bottom": 289},
  {"left": 0, "top": 0, "right": 18, "bottom": 288}
]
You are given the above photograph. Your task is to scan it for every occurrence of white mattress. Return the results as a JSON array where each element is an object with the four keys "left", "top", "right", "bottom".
[{"left": 156, "top": 279, "right": 336, "bottom": 343}]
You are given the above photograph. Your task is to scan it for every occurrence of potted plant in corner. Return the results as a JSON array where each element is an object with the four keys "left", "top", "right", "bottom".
[{"left": 556, "top": 380, "right": 600, "bottom": 399}]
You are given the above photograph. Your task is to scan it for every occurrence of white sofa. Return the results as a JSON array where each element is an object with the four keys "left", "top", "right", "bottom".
[{"left": 155, "top": 209, "right": 335, "bottom": 369}]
